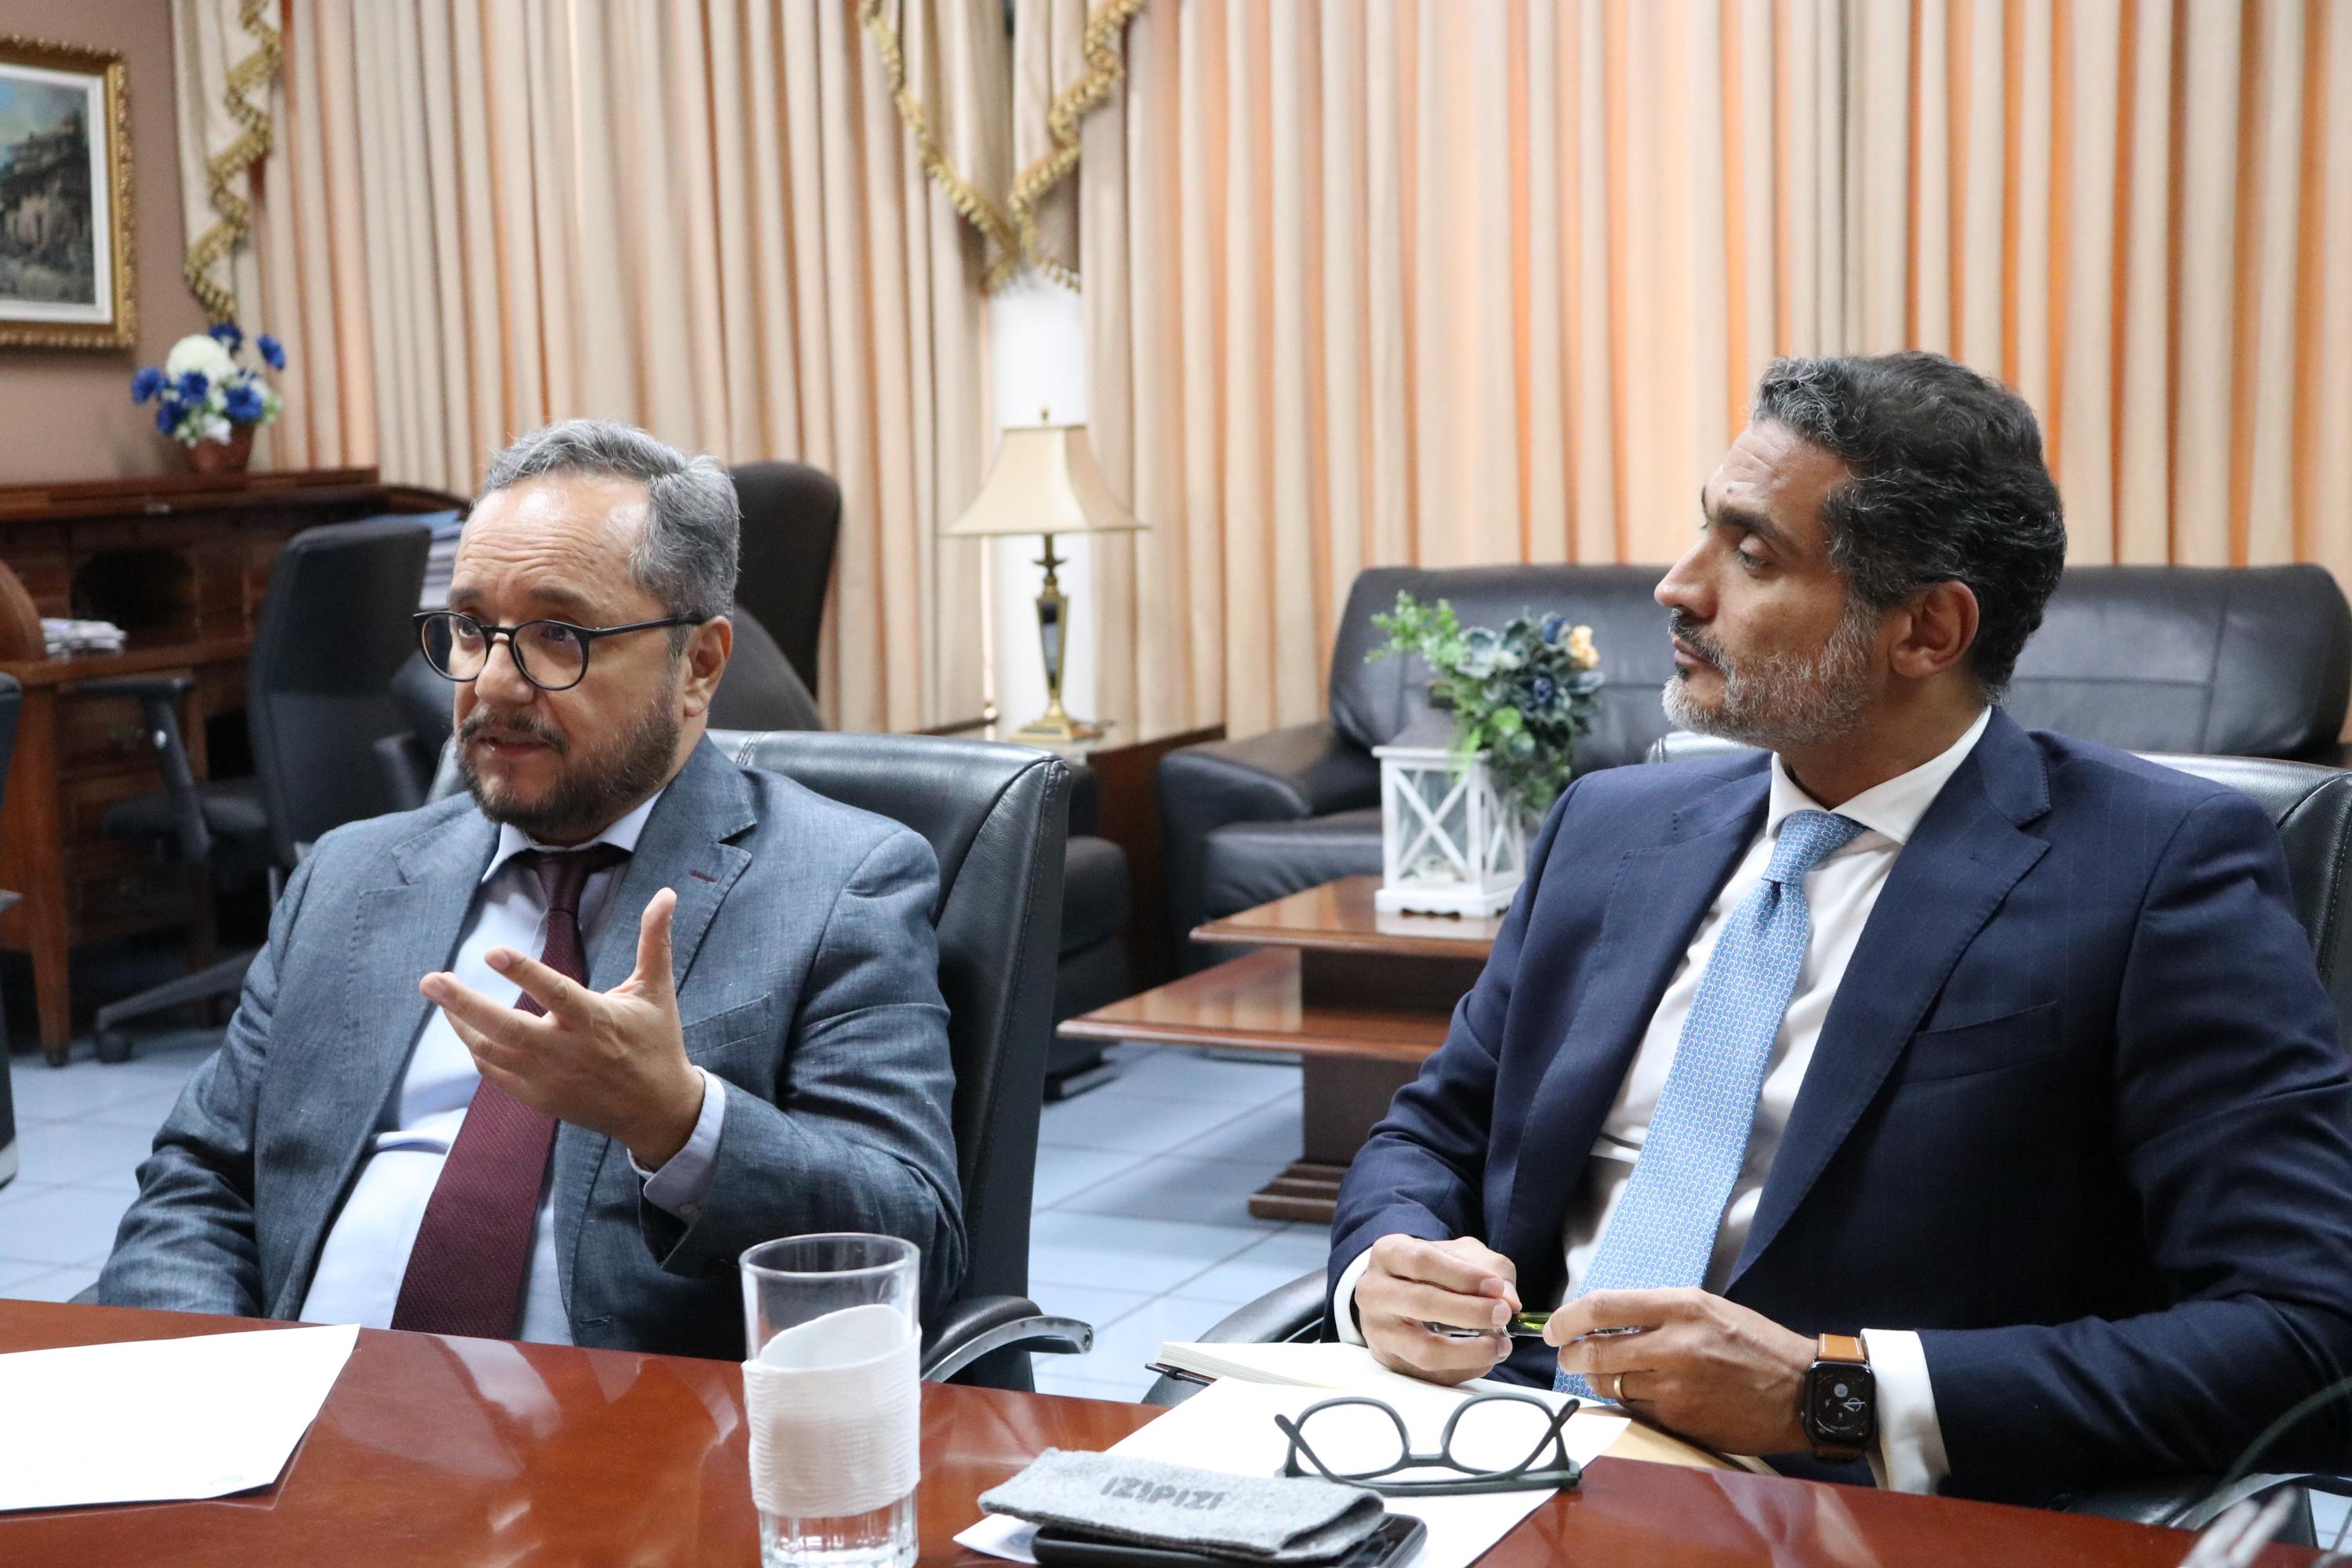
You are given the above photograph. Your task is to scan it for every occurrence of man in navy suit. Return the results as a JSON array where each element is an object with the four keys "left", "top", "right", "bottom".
[{"left": 1330, "top": 352, "right": 2352, "bottom": 1504}]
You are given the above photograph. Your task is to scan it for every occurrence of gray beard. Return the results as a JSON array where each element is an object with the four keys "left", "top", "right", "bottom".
[
  {"left": 461, "top": 688, "right": 682, "bottom": 844},
  {"left": 1661, "top": 606, "right": 1878, "bottom": 751}
]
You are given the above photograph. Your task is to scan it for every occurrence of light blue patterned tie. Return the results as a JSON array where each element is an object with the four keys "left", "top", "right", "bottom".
[{"left": 1556, "top": 809, "right": 1865, "bottom": 1397}]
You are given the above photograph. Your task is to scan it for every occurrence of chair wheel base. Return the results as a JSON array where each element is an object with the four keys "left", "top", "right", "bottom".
[{"left": 93, "top": 1031, "right": 135, "bottom": 1065}]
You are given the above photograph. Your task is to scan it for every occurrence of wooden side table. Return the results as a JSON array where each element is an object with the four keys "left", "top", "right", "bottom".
[{"left": 1058, "top": 875, "right": 1497, "bottom": 1221}]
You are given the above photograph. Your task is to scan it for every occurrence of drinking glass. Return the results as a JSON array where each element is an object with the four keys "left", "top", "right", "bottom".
[{"left": 741, "top": 1234, "right": 923, "bottom": 1568}]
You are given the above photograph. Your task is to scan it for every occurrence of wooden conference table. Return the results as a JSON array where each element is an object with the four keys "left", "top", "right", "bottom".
[{"left": 0, "top": 1301, "right": 2314, "bottom": 1566}]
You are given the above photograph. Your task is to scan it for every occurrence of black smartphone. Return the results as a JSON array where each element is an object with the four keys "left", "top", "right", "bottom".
[{"left": 1032, "top": 1512, "right": 1428, "bottom": 1568}]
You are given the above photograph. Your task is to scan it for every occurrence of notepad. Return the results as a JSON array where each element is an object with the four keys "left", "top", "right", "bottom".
[
  {"left": 1152, "top": 1341, "right": 1771, "bottom": 1476},
  {"left": 0, "top": 1323, "right": 360, "bottom": 1513}
]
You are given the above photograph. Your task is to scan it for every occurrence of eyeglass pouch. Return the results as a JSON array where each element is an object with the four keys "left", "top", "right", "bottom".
[{"left": 979, "top": 1449, "right": 1387, "bottom": 1563}]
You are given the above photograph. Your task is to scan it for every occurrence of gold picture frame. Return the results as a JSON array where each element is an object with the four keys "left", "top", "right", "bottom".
[{"left": 0, "top": 35, "right": 133, "bottom": 350}]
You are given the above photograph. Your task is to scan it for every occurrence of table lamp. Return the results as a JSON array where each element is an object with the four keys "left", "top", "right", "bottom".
[{"left": 943, "top": 416, "right": 1144, "bottom": 745}]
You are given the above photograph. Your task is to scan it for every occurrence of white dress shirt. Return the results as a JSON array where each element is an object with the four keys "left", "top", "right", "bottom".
[
  {"left": 1338, "top": 707, "right": 1993, "bottom": 1494},
  {"left": 299, "top": 787, "right": 728, "bottom": 1341}
]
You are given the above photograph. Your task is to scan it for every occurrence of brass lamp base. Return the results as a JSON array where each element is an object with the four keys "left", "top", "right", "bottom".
[
  {"left": 1011, "top": 701, "right": 1112, "bottom": 746},
  {"left": 1013, "top": 532, "right": 1113, "bottom": 748}
]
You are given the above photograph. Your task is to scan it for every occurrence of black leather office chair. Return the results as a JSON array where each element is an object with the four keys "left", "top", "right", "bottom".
[
  {"left": 1147, "top": 737, "right": 2352, "bottom": 1537},
  {"left": 731, "top": 461, "right": 841, "bottom": 694},
  {"left": 373, "top": 652, "right": 456, "bottom": 813},
  {"left": 705, "top": 607, "right": 826, "bottom": 734},
  {"left": 705, "top": 727, "right": 1091, "bottom": 1389},
  {"left": 87, "top": 517, "right": 431, "bottom": 1060},
  {"left": 0, "top": 673, "right": 19, "bottom": 1187}
]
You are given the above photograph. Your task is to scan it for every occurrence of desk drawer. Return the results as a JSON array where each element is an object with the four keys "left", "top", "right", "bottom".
[
  {"left": 56, "top": 691, "right": 155, "bottom": 775},
  {"left": 63, "top": 770, "right": 179, "bottom": 844},
  {"left": 66, "top": 848, "right": 205, "bottom": 931},
  {"left": 55, "top": 678, "right": 208, "bottom": 781}
]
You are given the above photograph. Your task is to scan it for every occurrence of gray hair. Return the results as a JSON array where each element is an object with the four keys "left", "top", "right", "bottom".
[{"left": 478, "top": 419, "right": 741, "bottom": 626}]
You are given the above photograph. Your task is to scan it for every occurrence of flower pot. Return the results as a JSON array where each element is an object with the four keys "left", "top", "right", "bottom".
[
  {"left": 1372, "top": 712, "right": 1534, "bottom": 917},
  {"left": 185, "top": 425, "right": 256, "bottom": 474}
]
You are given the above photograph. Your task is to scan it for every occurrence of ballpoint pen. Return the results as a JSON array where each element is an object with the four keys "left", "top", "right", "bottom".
[{"left": 1428, "top": 1313, "right": 1646, "bottom": 1341}]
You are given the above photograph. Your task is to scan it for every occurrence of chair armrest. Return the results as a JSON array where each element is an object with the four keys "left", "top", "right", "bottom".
[
  {"left": 70, "top": 675, "right": 207, "bottom": 860},
  {"left": 1197, "top": 1269, "right": 1330, "bottom": 1345},
  {"left": 921, "top": 1294, "right": 1094, "bottom": 1385},
  {"left": 1156, "top": 724, "right": 1380, "bottom": 949},
  {"left": 2061, "top": 1473, "right": 2316, "bottom": 1540},
  {"left": 1142, "top": 1269, "right": 1330, "bottom": 1407}
]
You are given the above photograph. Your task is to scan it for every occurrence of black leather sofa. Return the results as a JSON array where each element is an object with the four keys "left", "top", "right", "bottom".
[{"left": 1159, "top": 562, "right": 2352, "bottom": 966}]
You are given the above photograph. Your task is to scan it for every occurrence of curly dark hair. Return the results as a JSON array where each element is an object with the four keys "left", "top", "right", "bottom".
[{"left": 1752, "top": 351, "right": 2066, "bottom": 700}]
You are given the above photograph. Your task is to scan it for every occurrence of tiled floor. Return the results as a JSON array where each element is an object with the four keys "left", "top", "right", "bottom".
[
  {"left": 0, "top": 1023, "right": 223, "bottom": 1303},
  {"left": 0, "top": 1029, "right": 1310, "bottom": 1402}
]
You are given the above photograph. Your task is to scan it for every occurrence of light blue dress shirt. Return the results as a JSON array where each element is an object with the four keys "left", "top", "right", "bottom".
[{"left": 299, "top": 787, "right": 728, "bottom": 1341}]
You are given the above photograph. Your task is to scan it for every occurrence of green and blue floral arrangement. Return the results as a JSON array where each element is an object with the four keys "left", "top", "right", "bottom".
[{"left": 1370, "top": 590, "right": 1605, "bottom": 820}]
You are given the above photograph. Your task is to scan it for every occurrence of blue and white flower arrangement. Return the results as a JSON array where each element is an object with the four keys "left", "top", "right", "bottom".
[{"left": 129, "top": 321, "right": 285, "bottom": 450}]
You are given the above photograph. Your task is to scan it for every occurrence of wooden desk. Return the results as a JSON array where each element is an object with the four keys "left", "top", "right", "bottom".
[
  {"left": 0, "top": 469, "right": 463, "bottom": 1058},
  {"left": 0, "top": 1301, "right": 2307, "bottom": 1565},
  {"left": 1061, "top": 877, "right": 1493, "bottom": 1220}
]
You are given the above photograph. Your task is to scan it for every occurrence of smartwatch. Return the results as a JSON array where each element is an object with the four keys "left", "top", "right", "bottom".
[{"left": 1802, "top": 1332, "right": 1875, "bottom": 1461}]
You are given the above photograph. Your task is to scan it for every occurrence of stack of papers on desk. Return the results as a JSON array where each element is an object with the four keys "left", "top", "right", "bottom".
[
  {"left": 0, "top": 1323, "right": 359, "bottom": 1512},
  {"left": 958, "top": 1377, "right": 1629, "bottom": 1568},
  {"left": 40, "top": 618, "right": 125, "bottom": 655}
]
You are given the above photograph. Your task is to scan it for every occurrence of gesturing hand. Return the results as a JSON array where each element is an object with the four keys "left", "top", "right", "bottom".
[
  {"left": 1544, "top": 1287, "right": 1814, "bottom": 1457},
  {"left": 1354, "top": 1234, "right": 1522, "bottom": 1385},
  {"left": 420, "top": 887, "right": 706, "bottom": 1170}
]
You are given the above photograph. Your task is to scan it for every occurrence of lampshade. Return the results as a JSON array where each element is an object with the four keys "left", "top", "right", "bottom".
[{"left": 942, "top": 422, "right": 1144, "bottom": 539}]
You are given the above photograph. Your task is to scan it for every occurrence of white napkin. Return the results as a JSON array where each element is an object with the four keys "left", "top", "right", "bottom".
[{"left": 744, "top": 1304, "right": 922, "bottom": 1518}]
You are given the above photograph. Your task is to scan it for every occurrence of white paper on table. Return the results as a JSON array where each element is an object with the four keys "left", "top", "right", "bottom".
[
  {"left": 956, "top": 1377, "right": 1628, "bottom": 1568},
  {"left": 0, "top": 1323, "right": 361, "bottom": 1513}
]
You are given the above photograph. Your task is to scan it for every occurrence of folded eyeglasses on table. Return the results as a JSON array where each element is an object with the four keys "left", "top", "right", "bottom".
[{"left": 1274, "top": 1393, "right": 1584, "bottom": 1497}]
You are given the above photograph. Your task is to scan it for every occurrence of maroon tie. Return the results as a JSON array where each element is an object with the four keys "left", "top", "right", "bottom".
[{"left": 390, "top": 844, "right": 631, "bottom": 1338}]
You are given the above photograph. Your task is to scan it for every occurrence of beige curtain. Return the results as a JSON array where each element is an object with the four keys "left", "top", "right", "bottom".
[
  {"left": 172, "top": 0, "right": 283, "bottom": 326},
  {"left": 871, "top": 0, "right": 1142, "bottom": 286},
  {"left": 1859, "top": 0, "right": 2350, "bottom": 583},
  {"left": 235, "top": 0, "right": 993, "bottom": 733},
  {"left": 1082, "top": 0, "right": 2352, "bottom": 739}
]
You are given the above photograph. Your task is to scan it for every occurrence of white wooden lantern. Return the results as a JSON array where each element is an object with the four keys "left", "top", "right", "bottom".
[{"left": 1373, "top": 710, "right": 1531, "bottom": 917}]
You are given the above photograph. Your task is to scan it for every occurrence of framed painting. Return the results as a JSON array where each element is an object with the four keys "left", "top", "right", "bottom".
[{"left": 0, "top": 36, "right": 132, "bottom": 350}]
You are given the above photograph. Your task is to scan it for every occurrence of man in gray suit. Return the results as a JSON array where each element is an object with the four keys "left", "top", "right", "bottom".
[{"left": 96, "top": 419, "right": 964, "bottom": 1359}]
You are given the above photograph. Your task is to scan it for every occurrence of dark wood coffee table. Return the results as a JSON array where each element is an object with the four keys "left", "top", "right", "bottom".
[{"left": 1058, "top": 876, "right": 1497, "bottom": 1221}]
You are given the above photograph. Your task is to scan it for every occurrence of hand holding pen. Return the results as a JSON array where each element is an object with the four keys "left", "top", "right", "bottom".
[{"left": 1430, "top": 1309, "right": 1647, "bottom": 1344}]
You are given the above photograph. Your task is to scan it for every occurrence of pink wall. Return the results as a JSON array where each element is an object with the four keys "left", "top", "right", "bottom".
[{"left": 0, "top": 0, "right": 207, "bottom": 482}]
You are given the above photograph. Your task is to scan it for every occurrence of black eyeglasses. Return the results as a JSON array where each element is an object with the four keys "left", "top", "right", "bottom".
[
  {"left": 414, "top": 610, "right": 706, "bottom": 693},
  {"left": 1276, "top": 1393, "right": 1584, "bottom": 1497}
]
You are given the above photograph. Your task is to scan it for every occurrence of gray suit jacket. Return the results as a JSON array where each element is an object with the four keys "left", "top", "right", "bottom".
[{"left": 96, "top": 738, "right": 965, "bottom": 1359}]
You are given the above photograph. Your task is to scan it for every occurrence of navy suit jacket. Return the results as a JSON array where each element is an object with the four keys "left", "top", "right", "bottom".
[{"left": 1331, "top": 710, "right": 2352, "bottom": 1504}]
